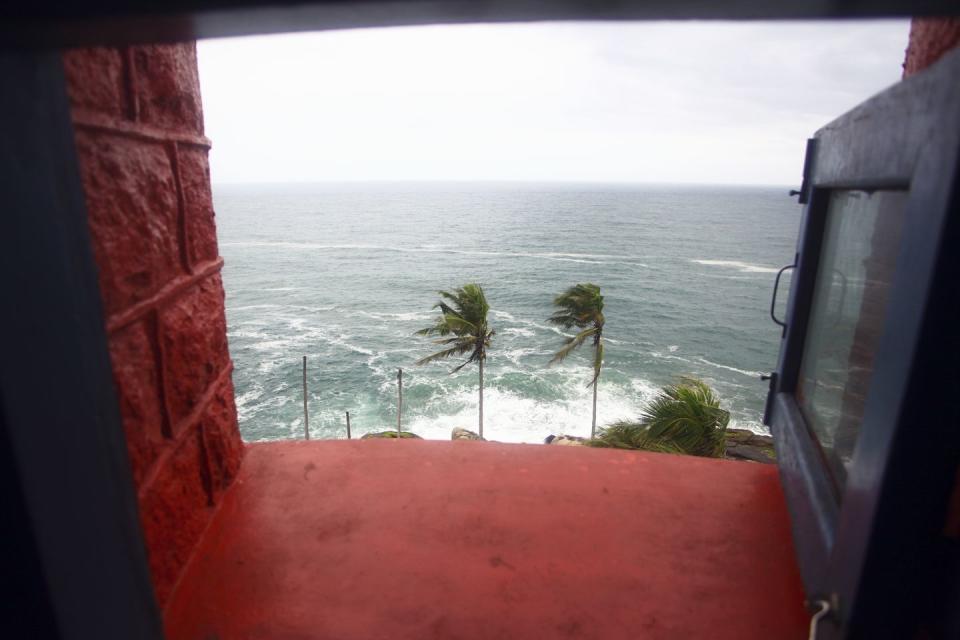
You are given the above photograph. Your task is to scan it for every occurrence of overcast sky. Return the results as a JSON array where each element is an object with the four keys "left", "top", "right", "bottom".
[{"left": 197, "top": 20, "right": 909, "bottom": 186}]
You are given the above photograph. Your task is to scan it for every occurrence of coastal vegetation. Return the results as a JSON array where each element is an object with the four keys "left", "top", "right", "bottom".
[
  {"left": 589, "top": 378, "right": 729, "bottom": 458},
  {"left": 547, "top": 284, "right": 606, "bottom": 438},
  {"left": 415, "top": 284, "right": 494, "bottom": 438},
  {"left": 407, "top": 283, "right": 757, "bottom": 460}
]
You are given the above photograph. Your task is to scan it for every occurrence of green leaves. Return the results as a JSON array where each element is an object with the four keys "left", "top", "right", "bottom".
[
  {"left": 548, "top": 284, "right": 605, "bottom": 388},
  {"left": 548, "top": 283, "right": 605, "bottom": 330},
  {"left": 590, "top": 378, "right": 730, "bottom": 458},
  {"left": 415, "top": 283, "right": 493, "bottom": 374},
  {"left": 547, "top": 326, "right": 597, "bottom": 366}
]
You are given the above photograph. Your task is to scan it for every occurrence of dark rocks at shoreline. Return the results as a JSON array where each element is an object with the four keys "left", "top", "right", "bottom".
[
  {"left": 542, "top": 429, "right": 775, "bottom": 463},
  {"left": 723, "top": 428, "right": 776, "bottom": 464},
  {"left": 361, "top": 431, "right": 423, "bottom": 439},
  {"left": 452, "top": 427, "right": 484, "bottom": 441},
  {"left": 544, "top": 434, "right": 588, "bottom": 446}
]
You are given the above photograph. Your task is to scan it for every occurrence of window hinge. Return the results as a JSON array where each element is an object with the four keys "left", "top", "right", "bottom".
[{"left": 791, "top": 138, "right": 818, "bottom": 205}]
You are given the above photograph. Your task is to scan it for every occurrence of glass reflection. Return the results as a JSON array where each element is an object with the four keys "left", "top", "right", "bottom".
[{"left": 797, "top": 189, "right": 906, "bottom": 490}]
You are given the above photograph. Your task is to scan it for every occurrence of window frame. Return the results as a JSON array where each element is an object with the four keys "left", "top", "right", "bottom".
[{"left": 765, "top": 47, "right": 960, "bottom": 637}]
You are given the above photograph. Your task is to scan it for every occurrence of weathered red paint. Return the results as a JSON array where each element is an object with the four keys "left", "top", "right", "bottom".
[
  {"left": 63, "top": 43, "right": 244, "bottom": 609},
  {"left": 179, "top": 146, "right": 220, "bottom": 265},
  {"left": 159, "top": 273, "right": 231, "bottom": 428},
  {"left": 108, "top": 318, "right": 168, "bottom": 486},
  {"left": 166, "top": 440, "right": 808, "bottom": 639},
  {"left": 132, "top": 44, "right": 205, "bottom": 134},
  {"left": 903, "top": 17, "right": 960, "bottom": 77}
]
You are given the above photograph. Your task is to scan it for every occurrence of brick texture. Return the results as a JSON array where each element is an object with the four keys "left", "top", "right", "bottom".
[
  {"left": 903, "top": 17, "right": 960, "bottom": 77},
  {"left": 63, "top": 42, "right": 244, "bottom": 610},
  {"left": 74, "top": 131, "right": 181, "bottom": 315},
  {"left": 179, "top": 147, "right": 220, "bottom": 265},
  {"left": 160, "top": 273, "right": 231, "bottom": 428}
]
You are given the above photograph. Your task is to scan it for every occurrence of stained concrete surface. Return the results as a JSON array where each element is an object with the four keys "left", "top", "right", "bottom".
[{"left": 165, "top": 439, "right": 808, "bottom": 639}]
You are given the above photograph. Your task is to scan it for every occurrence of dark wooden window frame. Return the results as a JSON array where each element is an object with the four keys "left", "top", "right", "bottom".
[
  {"left": 765, "top": 46, "right": 960, "bottom": 639},
  {"left": 1, "top": 2, "right": 958, "bottom": 639}
]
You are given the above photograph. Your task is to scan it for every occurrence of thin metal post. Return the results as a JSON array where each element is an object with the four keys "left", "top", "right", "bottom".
[
  {"left": 397, "top": 368, "right": 403, "bottom": 437},
  {"left": 346, "top": 411, "right": 351, "bottom": 440},
  {"left": 302, "top": 355, "right": 309, "bottom": 440}
]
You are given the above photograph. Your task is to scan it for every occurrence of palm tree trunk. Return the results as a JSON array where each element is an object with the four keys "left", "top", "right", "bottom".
[
  {"left": 478, "top": 358, "right": 484, "bottom": 439},
  {"left": 591, "top": 372, "right": 598, "bottom": 439}
]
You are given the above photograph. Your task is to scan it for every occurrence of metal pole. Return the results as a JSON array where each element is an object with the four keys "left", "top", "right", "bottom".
[
  {"left": 397, "top": 368, "right": 403, "bottom": 437},
  {"left": 302, "top": 355, "right": 309, "bottom": 440},
  {"left": 346, "top": 411, "right": 351, "bottom": 440}
]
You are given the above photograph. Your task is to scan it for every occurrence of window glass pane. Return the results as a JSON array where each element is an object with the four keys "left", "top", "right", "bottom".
[{"left": 797, "top": 189, "right": 907, "bottom": 490}]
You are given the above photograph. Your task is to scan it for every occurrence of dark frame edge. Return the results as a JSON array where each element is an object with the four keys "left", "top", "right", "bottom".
[{"left": 0, "top": 50, "right": 163, "bottom": 639}]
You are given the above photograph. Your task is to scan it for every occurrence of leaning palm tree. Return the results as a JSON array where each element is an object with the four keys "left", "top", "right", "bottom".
[
  {"left": 416, "top": 284, "right": 494, "bottom": 438},
  {"left": 590, "top": 378, "right": 729, "bottom": 457},
  {"left": 548, "top": 283, "right": 605, "bottom": 437}
]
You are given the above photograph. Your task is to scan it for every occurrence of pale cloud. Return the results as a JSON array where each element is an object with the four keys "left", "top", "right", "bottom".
[{"left": 197, "top": 20, "right": 909, "bottom": 186}]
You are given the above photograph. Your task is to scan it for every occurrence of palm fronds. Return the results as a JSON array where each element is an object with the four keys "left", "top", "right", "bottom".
[
  {"left": 415, "top": 284, "right": 493, "bottom": 373},
  {"left": 548, "top": 283, "right": 605, "bottom": 386},
  {"left": 548, "top": 283, "right": 606, "bottom": 437},
  {"left": 590, "top": 378, "right": 730, "bottom": 458}
]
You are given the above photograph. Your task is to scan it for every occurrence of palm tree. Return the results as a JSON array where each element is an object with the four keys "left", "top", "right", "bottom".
[
  {"left": 416, "top": 284, "right": 494, "bottom": 438},
  {"left": 590, "top": 378, "right": 730, "bottom": 457},
  {"left": 548, "top": 283, "right": 605, "bottom": 438}
]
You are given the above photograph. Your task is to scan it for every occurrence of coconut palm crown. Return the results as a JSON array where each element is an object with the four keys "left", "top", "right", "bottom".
[
  {"left": 548, "top": 283, "right": 605, "bottom": 437},
  {"left": 590, "top": 378, "right": 729, "bottom": 458},
  {"left": 416, "top": 284, "right": 494, "bottom": 437}
]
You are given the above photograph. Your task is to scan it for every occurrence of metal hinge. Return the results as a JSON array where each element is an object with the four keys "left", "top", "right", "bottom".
[{"left": 790, "top": 138, "right": 818, "bottom": 205}]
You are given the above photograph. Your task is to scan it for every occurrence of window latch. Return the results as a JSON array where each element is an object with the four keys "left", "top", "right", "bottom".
[{"left": 806, "top": 595, "right": 839, "bottom": 640}]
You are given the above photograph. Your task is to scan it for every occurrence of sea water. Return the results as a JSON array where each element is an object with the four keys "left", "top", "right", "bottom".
[{"left": 216, "top": 182, "right": 799, "bottom": 442}]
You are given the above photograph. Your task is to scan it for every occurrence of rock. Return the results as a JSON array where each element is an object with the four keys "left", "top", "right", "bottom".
[
  {"left": 451, "top": 427, "right": 484, "bottom": 441},
  {"left": 545, "top": 434, "right": 588, "bottom": 446},
  {"left": 360, "top": 431, "right": 422, "bottom": 439},
  {"left": 723, "top": 428, "right": 776, "bottom": 464}
]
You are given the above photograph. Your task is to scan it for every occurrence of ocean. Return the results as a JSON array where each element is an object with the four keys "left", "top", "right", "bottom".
[{"left": 215, "top": 183, "right": 799, "bottom": 443}]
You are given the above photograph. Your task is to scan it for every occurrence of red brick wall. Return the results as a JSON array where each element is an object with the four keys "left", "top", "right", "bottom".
[
  {"left": 903, "top": 17, "right": 960, "bottom": 77},
  {"left": 62, "top": 43, "right": 244, "bottom": 608}
]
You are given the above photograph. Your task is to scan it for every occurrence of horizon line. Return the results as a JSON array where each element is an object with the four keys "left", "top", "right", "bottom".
[{"left": 211, "top": 179, "right": 796, "bottom": 189}]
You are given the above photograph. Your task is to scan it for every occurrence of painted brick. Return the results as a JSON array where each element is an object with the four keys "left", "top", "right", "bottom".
[
  {"left": 904, "top": 18, "right": 960, "bottom": 77},
  {"left": 160, "top": 274, "right": 230, "bottom": 428},
  {"left": 109, "top": 320, "right": 168, "bottom": 487},
  {"left": 66, "top": 44, "right": 243, "bottom": 612},
  {"left": 138, "top": 427, "right": 212, "bottom": 606},
  {"left": 133, "top": 43, "right": 204, "bottom": 134},
  {"left": 62, "top": 47, "right": 127, "bottom": 119},
  {"left": 201, "top": 378, "right": 245, "bottom": 499},
  {"left": 74, "top": 130, "right": 181, "bottom": 316},
  {"left": 179, "top": 146, "right": 219, "bottom": 265}
]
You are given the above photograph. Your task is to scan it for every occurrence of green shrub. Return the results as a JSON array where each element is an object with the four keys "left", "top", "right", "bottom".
[{"left": 590, "top": 378, "right": 729, "bottom": 458}]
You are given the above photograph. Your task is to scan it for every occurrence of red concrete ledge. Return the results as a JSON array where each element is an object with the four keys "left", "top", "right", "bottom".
[{"left": 165, "top": 440, "right": 807, "bottom": 639}]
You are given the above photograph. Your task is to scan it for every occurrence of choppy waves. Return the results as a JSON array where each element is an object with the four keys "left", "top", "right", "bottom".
[
  {"left": 222, "top": 241, "right": 649, "bottom": 267},
  {"left": 691, "top": 259, "right": 779, "bottom": 274}
]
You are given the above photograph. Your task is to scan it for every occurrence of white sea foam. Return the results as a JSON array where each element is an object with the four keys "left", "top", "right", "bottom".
[
  {"left": 501, "top": 347, "right": 543, "bottom": 366},
  {"left": 501, "top": 327, "right": 535, "bottom": 338},
  {"left": 694, "top": 357, "right": 763, "bottom": 378},
  {"left": 405, "top": 375, "right": 651, "bottom": 443},
  {"left": 692, "top": 259, "right": 779, "bottom": 274},
  {"left": 493, "top": 311, "right": 572, "bottom": 338},
  {"left": 223, "top": 241, "right": 648, "bottom": 268},
  {"left": 355, "top": 310, "right": 432, "bottom": 322}
]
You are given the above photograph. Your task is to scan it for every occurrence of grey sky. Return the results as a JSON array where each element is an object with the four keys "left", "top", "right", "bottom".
[{"left": 197, "top": 20, "right": 909, "bottom": 186}]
